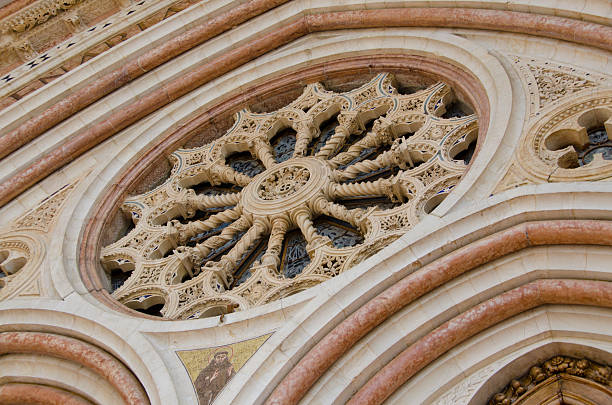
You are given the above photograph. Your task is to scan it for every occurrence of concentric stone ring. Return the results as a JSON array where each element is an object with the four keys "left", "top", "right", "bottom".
[{"left": 242, "top": 157, "right": 331, "bottom": 217}]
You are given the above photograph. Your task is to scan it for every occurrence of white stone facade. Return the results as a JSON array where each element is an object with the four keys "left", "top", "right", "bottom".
[{"left": 0, "top": 1, "right": 610, "bottom": 404}]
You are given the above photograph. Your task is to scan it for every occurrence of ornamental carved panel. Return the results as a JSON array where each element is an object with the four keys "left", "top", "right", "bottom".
[
  {"left": 100, "top": 73, "right": 478, "bottom": 319},
  {"left": 494, "top": 55, "right": 612, "bottom": 193}
]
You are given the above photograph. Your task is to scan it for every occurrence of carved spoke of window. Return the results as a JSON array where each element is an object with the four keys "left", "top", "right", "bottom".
[{"left": 100, "top": 73, "right": 478, "bottom": 319}]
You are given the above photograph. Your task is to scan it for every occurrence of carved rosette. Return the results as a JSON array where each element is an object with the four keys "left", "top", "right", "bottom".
[{"left": 100, "top": 73, "right": 478, "bottom": 319}]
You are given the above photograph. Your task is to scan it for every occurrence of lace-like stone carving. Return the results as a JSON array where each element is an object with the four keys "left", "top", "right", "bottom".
[
  {"left": 100, "top": 73, "right": 478, "bottom": 319},
  {"left": 13, "top": 182, "right": 77, "bottom": 232},
  {"left": 509, "top": 55, "right": 608, "bottom": 115}
]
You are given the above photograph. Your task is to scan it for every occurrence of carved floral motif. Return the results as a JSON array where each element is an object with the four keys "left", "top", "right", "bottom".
[
  {"left": 14, "top": 182, "right": 77, "bottom": 232},
  {"left": 101, "top": 73, "right": 478, "bottom": 319},
  {"left": 509, "top": 55, "right": 608, "bottom": 115}
]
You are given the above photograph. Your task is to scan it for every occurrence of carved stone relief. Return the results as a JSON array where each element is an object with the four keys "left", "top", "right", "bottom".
[
  {"left": 509, "top": 55, "right": 608, "bottom": 116},
  {"left": 494, "top": 55, "right": 612, "bottom": 193},
  {"left": 489, "top": 356, "right": 612, "bottom": 405},
  {"left": 432, "top": 364, "right": 498, "bottom": 405},
  {"left": 14, "top": 181, "right": 78, "bottom": 232},
  {"left": 100, "top": 73, "right": 478, "bottom": 319},
  {"left": 0, "top": 233, "right": 44, "bottom": 300}
]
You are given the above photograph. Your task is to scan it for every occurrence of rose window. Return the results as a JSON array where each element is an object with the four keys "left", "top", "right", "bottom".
[{"left": 100, "top": 73, "right": 478, "bottom": 319}]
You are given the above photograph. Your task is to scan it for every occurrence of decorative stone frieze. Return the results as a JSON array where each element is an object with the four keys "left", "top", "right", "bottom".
[
  {"left": 2, "top": 0, "right": 84, "bottom": 34},
  {"left": 509, "top": 55, "right": 609, "bottom": 116},
  {"left": 0, "top": 0, "right": 201, "bottom": 111},
  {"left": 0, "top": 0, "right": 126, "bottom": 76},
  {"left": 100, "top": 73, "right": 477, "bottom": 319},
  {"left": 489, "top": 356, "right": 612, "bottom": 405}
]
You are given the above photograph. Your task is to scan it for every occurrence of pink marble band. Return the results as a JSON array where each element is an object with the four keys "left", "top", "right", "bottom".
[
  {"left": 0, "top": 382, "right": 92, "bottom": 405},
  {"left": 0, "top": 332, "right": 149, "bottom": 405},
  {"left": 265, "top": 220, "right": 612, "bottom": 405},
  {"left": 347, "top": 279, "right": 612, "bottom": 404},
  {"left": 1, "top": 7, "right": 611, "bottom": 207}
]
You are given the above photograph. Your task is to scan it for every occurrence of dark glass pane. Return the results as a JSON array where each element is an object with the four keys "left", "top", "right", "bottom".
[
  {"left": 200, "top": 230, "right": 246, "bottom": 266},
  {"left": 226, "top": 151, "right": 265, "bottom": 177},
  {"left": 441, "top": 100, "right": 473, "bottom": 119},
  {"left": 578, "top": 127, "right": 612, "bottom": 166},
  {"left": 135, "top": 303, "right": 163, "bottom": 317},
  {"left": 315, "top": 216, "right": 363, "bottom": 248},
  {"left": 308, "top": 115, "right": 339, "bottom": 155},
  {"left": 337, "top": 144, "right": 388, "bottom": 171},
  {"left": 582, "top": 146, "right": 612, "bottom": 165},
  {"left": 186, "top": 220, "right": 231, "bottom": 247},
  {"left": 337, "top": 196, "right": 402, "bottom": 211},
  {"left": 232, "top": 238, "right": 268, "bottom": 287},
  {"left": 454, "top": 138, "right": 477, "bottom": 165},
  {"left": 110, "top": 269, "right": 131, "bottom": 292},
  {"left": 280, "top": 230, "right": 310, "bottom": 278},
  {"left": 192, "top": 182, "right": 241, "bottom": 195},
  {"left": 271, "top": 128, "right": 297, "bottom": 163},
  {"left": 343, "top": 166, "right": 401, "bottom": 184},
  {"left": 587, "top": 127, "right": 608, "bottom": 144}
]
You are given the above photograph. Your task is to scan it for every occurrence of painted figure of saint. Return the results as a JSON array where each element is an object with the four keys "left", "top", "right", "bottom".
[{"left": 194, "top": 348, "right": 236, "bottom": 405}]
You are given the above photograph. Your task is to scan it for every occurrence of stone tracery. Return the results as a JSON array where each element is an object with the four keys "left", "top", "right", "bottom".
[{"left": 100, "top": 73, "right": 477, "bottom": 319}]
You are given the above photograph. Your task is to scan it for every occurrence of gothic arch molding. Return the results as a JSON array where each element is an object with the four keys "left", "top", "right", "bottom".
[
  {"left": 214, "top": 199, "right": 612, "bottom": 403},
  {"left": 0, "top": 307, "right": 173, "bottom": 405},
  {"left": 0, "top": 331, "right": 149, "bottom": 404}
]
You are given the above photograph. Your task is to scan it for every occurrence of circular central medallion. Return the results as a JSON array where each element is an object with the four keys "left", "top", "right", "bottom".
[
  {"left": 258, "top": 166, "right": 310, "bottom": 200},
  {"left": 242, "top": 157, "right": 331, "bottom": 216}
]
